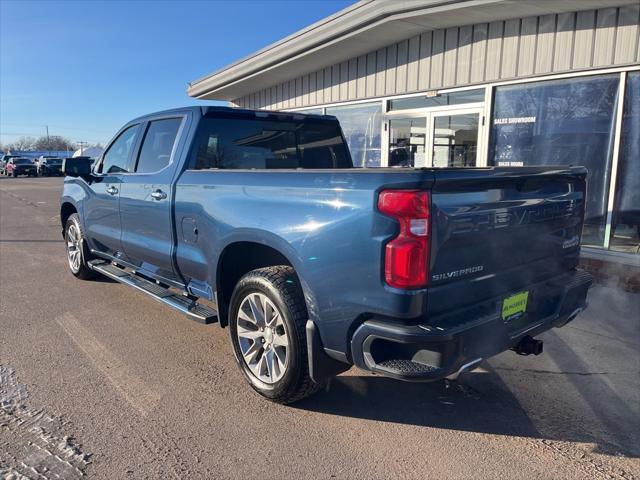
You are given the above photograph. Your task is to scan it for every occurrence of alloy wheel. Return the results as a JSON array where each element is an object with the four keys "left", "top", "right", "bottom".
[
  {"left": 66, "top": 223, "right": 82, "bottom": 273},
  {"left": 235, "top": 292, "right": 290, "bottom": 384}
]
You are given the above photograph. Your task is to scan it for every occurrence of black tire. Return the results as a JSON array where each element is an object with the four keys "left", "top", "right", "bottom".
[
  {"left": 64, "top": 213, "right": 97, "bottom": 280},
  {"left": 228, "top": 266, "right": 325, "bottom": 404},
  {"left": 12, "top": 171, "right": 17, "bottom": 177}
]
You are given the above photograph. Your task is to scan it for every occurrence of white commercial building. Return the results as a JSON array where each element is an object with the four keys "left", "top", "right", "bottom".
[{"left": 189, "top": 0, "right": 640, "bottom": 279}]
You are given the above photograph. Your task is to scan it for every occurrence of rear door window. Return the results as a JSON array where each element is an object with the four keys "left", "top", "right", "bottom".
[
  {"left": 135, "top": 118, "right": 182, "bottom": 173},
  {"left": 100, "top": 124, "right": 141, "bottom": 174}
]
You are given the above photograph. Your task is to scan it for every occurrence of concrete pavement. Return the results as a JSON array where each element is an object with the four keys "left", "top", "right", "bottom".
[{"left": 1, "top": 177, "right": 638, "bottom": 479}]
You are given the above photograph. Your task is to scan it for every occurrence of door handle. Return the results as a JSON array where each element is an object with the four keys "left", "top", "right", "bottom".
[
  {"left": 106, "top": 186, "right": 118, "bottom": 195},
  {"left": 151, "top": 189, "right": 167, "bottom": 200}
]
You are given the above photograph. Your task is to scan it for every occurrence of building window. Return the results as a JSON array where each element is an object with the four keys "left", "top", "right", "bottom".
[
  {"left": 489, "top": 74, "right": 620, "bottom": 248},
  {"left": 326, "top": 103, "right": 381, "bottom": 167},
  {"left": 389, "top": 88, "right": 485, "bottom": 111},
  {"left": 298, "top": 108, "right": 324, "bottom": 115},
  {"left": 611, "top": 72, "right": 640, "bottom": 254}
]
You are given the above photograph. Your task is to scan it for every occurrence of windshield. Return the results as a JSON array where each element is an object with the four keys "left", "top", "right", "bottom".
[
  {"left": 48, "top": 159, "right": 63, "bottom": 165},
  {"left": 15, "top": 159, "right": 33, "bottom": 165}
]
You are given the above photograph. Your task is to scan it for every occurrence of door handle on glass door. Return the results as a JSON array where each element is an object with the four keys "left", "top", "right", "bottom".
[{"left": 151, "top": 189, "right": 167, "bottom": 200}]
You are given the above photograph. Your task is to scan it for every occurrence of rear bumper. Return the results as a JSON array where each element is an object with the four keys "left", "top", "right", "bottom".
[
  {"left": 13, "top": 168, "right": 36, "bottom": 175},
  {"left": 350, "top": 269, "right": 592, "bottom": 381}
]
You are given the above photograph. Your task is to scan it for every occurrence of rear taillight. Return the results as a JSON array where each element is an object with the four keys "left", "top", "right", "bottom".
[{"left": 378, "top": 190, "right": 430, "bottom": 289}]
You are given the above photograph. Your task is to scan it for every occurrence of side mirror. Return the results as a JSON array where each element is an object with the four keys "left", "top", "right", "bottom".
[{"left": 63, "top": 157, "right": 92, "bottom": 177}]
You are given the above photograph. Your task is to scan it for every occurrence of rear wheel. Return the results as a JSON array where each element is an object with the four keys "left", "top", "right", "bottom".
[
  {"left": 64, "top": 213, "right": 97, "bottom": 280},
  {"left": 228, "top": 266, "right": 325, "bottom": 404}
]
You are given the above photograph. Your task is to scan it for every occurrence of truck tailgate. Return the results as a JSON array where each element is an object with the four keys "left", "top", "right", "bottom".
[{"left": 428, "top": 167, "right": 586, "bottom": 320}]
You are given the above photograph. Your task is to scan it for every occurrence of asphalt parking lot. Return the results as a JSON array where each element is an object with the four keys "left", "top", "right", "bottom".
[{"left": 1, "top": 177, "right": 639, "bottom": 479}]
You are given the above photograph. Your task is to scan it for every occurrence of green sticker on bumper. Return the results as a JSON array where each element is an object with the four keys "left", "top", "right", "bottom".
[{"left": 502, "top": 291, "right": 529, "bottom": 321}]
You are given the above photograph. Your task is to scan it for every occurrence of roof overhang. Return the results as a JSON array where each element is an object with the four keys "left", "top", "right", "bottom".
[{"left": 188, "top": 0, "right": 637, "bottom": 101}]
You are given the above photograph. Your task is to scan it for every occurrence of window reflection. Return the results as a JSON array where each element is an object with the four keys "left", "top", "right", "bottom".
[
  {"left": 326, "top": 103, "right": 381, "bottom": 167},
  {"left": 611, "top": 72, "right": 640, "bottom": 253},
  {"left": 389, "top": 118, "right": 426, "bottom": 167},
  {"left": 489, "top": 75, "right": 620, "bottom": 247},
  {"left": 433, "top": 114, "right": 479, "bottom": 167}
]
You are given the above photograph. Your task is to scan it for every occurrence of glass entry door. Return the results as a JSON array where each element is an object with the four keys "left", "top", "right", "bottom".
[
  {"left": 388, "top": 117, "right": 427, "bottom": 167},
  {"left": 428, "top": 109, "right": 482, "bottom": 167},
  {"left": 385, "top": 106, "right": 484, "bottom": 168}
]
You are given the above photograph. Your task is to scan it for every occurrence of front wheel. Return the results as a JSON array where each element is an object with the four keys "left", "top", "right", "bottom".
[
  {"left": 228, "top": 266, "right": 325, "bottom": 404},
  {"left": 64, "top": 213, "right": 97, "bottom": 280}
]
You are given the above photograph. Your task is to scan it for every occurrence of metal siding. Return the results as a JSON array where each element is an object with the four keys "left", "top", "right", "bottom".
[
  {"left": 518, "top": 17, "right": 537, "bottom": 76},
  {"left": 348, "top": 58, "right": 358, "bottom": 100},
  {"left": 339, "top": 60, "right": 349, "bottom": 101},
  {"left": 501, "top": 19, "right": 520, "bottom": 78},
  {"left": 288, "top": 80, "right": 294, "bottom": 108},
  {"left": 430, "top": 29, "right": 445, "bottom": 88},
  {"left": 296, "top": 77, "right": 303, "bottom": 107},
  {"left": 456, "top": 24, "right": 472, "bottom": 85},
  {"left": 418, "top": 31, "right": 432, "bottom": 90},
  {"left": 356, "top": 54, "right": 367, "bottom": 97},
  {"left": 375, "top": 47, "right": 387, "bottom": 96},
  {"left": 309, "top": 71, "right": 317, "bottom": 106},
  {"left": 470, "top": 23, "right": 488, "bottom": 83},
  {"left": 332, "top": 64, "right": 340, "bottom": 101},
  {"left": 396, "top": 39, "right": 409, "bottom": 94},
  {"left": 386, "top": 43, "right": 398, "bottom": 95},
  {"left": 485, "top": 21, "right": 504, "bottom": 81},
  {"left": 615, "top": 5, "right": 640, "bottom": 64},
  {"left": 443, "top": 27, "right": 459, "bottom": 86},
  {"left": 574, "top": 10, "right": 596, "bottom": 69},
  {"left": 324, "top": 67, "right": 332, "bottom": 103},
  {"left": 593, "top": 8, "right": 618, "bottom": 66},
  {"left": 237, "top": 7, "right": 640, "bottom": 109},
  {"left": 316, "top": 69, "right": 324, "bottom": 105},
  {"left": 366, "top": 51, "right": 377, "bottom": 97},
  {"left": 276, "top": 83, "right": 283, "bottom": 110},
  {"left": 535, "top": 14, "right": 556, "bottom": 74},
  {"left": 407, "top": 35, "right": 420, "bottom": 91},
  {"left": 554, "top": 12, "right": 575, "bottom": 70}
]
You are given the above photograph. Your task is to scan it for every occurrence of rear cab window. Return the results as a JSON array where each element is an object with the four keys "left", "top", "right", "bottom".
[{"left": 191, "top": 114, "right": 351, "bottom": 170}]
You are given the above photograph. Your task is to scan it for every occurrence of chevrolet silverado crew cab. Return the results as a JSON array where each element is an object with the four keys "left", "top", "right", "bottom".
[{"left": 60, "top": 106, "right": 592, "bottom": 403}]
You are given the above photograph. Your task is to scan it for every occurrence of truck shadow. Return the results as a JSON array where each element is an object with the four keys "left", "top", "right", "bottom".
[{"left": 295, "top": 358, "right": 639, "bottom": 459}]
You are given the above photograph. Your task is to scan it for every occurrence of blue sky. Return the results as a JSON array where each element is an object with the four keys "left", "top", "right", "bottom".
[{"left": 0, "top": 0, "right": 352, "bottom": 147}]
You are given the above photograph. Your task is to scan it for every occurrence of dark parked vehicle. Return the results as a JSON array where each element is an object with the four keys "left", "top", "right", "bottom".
[
  {"left": 0, "top": 154, "right": 22, "bottom": 174},
  {"left": 60, "top": 106, "right": 592, "bottom": 403},
  {"left": 5, "top": 158, "right": 37, "bottom": 177},
  {"left": 38, "top": 157, "right": 64, "bottom": 176}
]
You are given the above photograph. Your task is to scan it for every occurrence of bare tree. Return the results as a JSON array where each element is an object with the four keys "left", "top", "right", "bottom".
[
  {"left": 33, "top": 135, "right": 76, "bottom": 151},
  {"left": 7, "top": 136, "right": 37, "bottom": 151}
]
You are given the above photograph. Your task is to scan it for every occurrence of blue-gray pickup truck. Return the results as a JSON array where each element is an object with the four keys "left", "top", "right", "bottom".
[{"left": 60, "top": 106, "right": 592, "bottom": 403}]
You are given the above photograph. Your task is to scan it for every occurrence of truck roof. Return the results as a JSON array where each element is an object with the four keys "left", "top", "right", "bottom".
[{"left": 128, "top": 105, "right": 336, "bottom": 124}]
